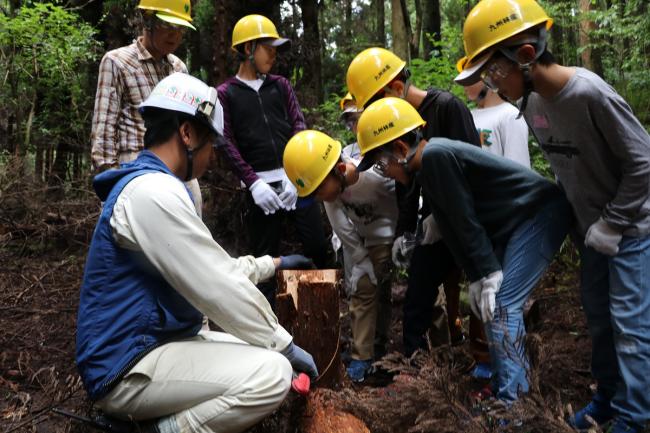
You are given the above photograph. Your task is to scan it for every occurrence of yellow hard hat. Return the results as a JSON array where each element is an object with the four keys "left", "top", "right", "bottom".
[
  {"left": 455, "top": 0, "right": 552, "bottom": 84},
  {"left": 138, "top": 0, "right": 195, "bottom": 30},
  {"left": 283, "top": 130, "right": 342, "bottom": 197},
  {"left": 339, "top": 92, "right": 354, "bottom": 111},
  {"left": 356, "top": 97, "right": 425, "bottom": 160},
  {"left": 346, "top": 48, "right": 406, "bottom": 109},
  {"left": 231, "top": 14, "right": 289, "bottom": 49}
]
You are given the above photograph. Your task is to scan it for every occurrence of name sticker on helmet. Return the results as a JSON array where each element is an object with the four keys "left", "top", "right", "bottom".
[
  {"left": 488, "top": 13, "right": 519, "bottom": 32},
  {"left": 151, "top": 84, "right": 203, "bottom": 108},
  {"left": 374, "top": 64, "right": 391, "bottom": 81},
  {"left": 373, "top": 121, "right": 395, "bottom": 137},
  {"left": 322, "top": 143, "right": 333, "bottom": 160}
]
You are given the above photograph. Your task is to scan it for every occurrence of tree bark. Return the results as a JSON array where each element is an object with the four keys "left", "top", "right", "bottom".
[
  {"left": 411, "top": 0, "right": 422, "bottom": 59},
  {"left": 578, "top": 0, "right": 603, "bottom": 76},
  {"left": 376, "top": 0, "right": 386, "bottom": 46},
  {"left": 391, "top": 0, "right": 410, "bottom": 61},
  {"left": 421, "top": 0, "right": 441, "bottom": 59},
  {"left": 299, "top": 0, "right": 323, "bottom": 105}
]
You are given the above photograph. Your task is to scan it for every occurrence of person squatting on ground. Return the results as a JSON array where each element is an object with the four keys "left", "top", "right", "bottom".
[
  {"left": 90, "top": 0, "right": 203, "bottom": 215},
  {"left": 217, "top": 14, "right": 328, "bottom": 307},
  {"left": 346, "top": 48, "right": 481, "bottom": 355},
  {"left": 76, "top": 73, "right": 318, "bottom": 433},
  {"left": 283, "top": 123, "right": 397, "bottom": 383},
  {"left": 355, "top": 97, "right": 571, "bottom": 409},
  {"left": 456, "top": 0, "right": 650, "bottom": 431},
  {"left": 461, "top": 79, "right": 530, "bottom": 381}
]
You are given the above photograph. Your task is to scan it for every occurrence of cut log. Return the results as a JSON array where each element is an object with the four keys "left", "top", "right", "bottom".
[
  {"left": 276, "top": 269, "right": 344, "bottom": 388},
  {"left": 301, "top": 389, "right": 370, "bottom": 433}
]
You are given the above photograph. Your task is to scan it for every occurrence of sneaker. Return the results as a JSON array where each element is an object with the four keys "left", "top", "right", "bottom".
[
  {"left": 347, "top": 359, "right": 374, "bottom": 383},
  {"left": 607, "top": 417, "right": 642, "bottom": 433},
  {"left": 568, "top": 393, "right": 615, "bottom": 430},
  {"left": 470, "top": 362, "right": 493, "bottom": 380}
]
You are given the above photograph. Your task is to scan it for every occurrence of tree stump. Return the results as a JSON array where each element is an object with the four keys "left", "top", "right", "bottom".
[{"left": 276, "top": 269, "right": 344, "bottom": 388}]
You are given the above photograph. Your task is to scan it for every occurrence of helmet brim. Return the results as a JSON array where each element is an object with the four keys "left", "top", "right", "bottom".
[
  {"left": 356, "top": 147, "right": 383, "bottom": 172},
  {"left": 156, "top": 12, "right": 196, "bottom": 30},
  {"left": 454, "top": 50, "right": 493, "bottom": 86}
]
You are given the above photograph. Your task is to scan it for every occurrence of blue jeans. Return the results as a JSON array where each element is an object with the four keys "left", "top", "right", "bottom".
[
  {"left": 485, "top": 195, "right": 571, "bottom": 403},
  {"left": 579, "top": 234, "right": 650, "bottom": 427}
]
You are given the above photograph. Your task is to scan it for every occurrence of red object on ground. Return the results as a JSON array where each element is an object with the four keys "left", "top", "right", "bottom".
[{"left": 292, "top": 372, "right": 311, "bottom": 395}]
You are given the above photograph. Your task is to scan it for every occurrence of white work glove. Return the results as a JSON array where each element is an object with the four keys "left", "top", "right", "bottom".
[
  {"left": 585, "top": 218, "right": 622, "bottom": 256},
  {"left": 250, "top": 179, "right": 283, "bottom": 215},
  {"left": 480, "top": 271, "right": 503, "bottom": 322},
  {"left": 420, "top": 214, "right": 442, "bottom": 245},
  {"left": 349, "top": 257, "right": 377, "bottom": 295},
  {"left": 391, "top": 236, "right": 409, "bottom": 268},
  {"left": 279, "top": 176, "right": 298, "bottom": 211}
]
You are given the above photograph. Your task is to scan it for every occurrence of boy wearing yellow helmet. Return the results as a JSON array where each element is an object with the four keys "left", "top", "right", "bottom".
[
  {"left": 217, "top": 15, "right": 329, "bottom": 307},
  {"left": 457, "top": 1, "right": 650, "bottom": 431},
  {"left": 90, "top": 0, "right": 203, "bottom": 214},
  {"left": 347, "top": 47, "right": 481, "bottom": 356},
  {"left": 355, "top": 97, "right": 571, "bottom": 411},
  {"left": 283, "top": 128, "right": 398, "bottom": 383}
]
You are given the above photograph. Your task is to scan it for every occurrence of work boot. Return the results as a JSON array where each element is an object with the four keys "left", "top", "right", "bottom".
[
  {"left": 568, "top": 392, "right": 615, "bottom": 430},
  {"left": 607, "top": 417, "right": 643, "bottom": 433},
  {"left": 347, "top": 359, "right": 374, "bottom": 383}
]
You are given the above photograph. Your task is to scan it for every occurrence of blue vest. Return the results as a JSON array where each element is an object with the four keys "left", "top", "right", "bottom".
[{"left": 76, "top": 151, "right": 202, "bottom": 401}]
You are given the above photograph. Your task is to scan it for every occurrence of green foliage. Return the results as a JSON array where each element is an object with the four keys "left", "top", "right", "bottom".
[
  {"left": 304, "top": 92, "right": 354, "bottom": 146},
  {"left": 0, "top": 3, "right": 100, "bottom": 175},
  {"left": 409, "top": 24, "right": 465, "bottom": 100}
]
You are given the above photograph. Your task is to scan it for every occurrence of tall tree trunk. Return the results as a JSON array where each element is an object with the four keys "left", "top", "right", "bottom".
[
  {"left": 391, "top": 0, "right": 410, "bottom": 61},
  {"left": 299, "top": 0, "right": 323, "bottom": 105},
  {"left": 376, "top": 0, "right": 386, "bottom": 46},
  {"left": 411, "top": 0, "right": 422, "bottom": 59},
  {"left": 578, "top": 0, "right": 603, "bottom": 76},
  {"left": 422, "top": 0, "right": 441, "bottom": 59},
  {"left": 211, "top": 0, "right": 230, "bottom": 86},
  {"left": 344, "top": 0, "right": 352, "bottom": 57}
]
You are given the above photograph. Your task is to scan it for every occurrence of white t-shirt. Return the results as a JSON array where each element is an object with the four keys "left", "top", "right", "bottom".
[
  {"left": 236, "top": 74, "right": 264, "bottom": 92},
  {"left": 472, "top": 102, "right": 530, "bottom": 168}
]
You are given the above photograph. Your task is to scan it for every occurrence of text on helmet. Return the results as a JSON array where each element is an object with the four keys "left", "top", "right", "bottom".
[
  {"left": 373, "top": 121, "right": 395, "bottom": 137},
  {"left": 322, "top": 143, "right": 333, "bottom": 160},
  {"left": 488, "top": 13, "right": 520, "bottom": 32},
  {"left": 374, "top": 64, "right": 391, "bottom": 81}
]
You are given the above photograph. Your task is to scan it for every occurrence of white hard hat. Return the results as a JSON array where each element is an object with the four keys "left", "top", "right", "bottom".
[{"left": 140, "top": 72, "right": 224, "bottom": 137}]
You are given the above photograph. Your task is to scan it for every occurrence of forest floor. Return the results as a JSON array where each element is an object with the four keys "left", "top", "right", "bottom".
[{"left": 1, "top": 167, "right": 648, "bottom": 433}]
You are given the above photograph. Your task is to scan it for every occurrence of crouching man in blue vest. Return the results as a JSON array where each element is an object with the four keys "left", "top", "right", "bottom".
[{"left": 76, "top": 72, "right": 318, "bottom": 433}]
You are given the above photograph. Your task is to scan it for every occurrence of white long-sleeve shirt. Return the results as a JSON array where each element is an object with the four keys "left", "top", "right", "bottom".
[
  {"left": 324, "top": 143, "right": 398, "bottom": 268},
  {"left": 109, "top": 172, "right": 292, "bottom": 351}
]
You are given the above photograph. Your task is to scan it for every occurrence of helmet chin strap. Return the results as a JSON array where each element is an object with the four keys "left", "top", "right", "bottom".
[
  {"left": 184, "top": 148, "right": 194, "bottom": 182},
  {"left": 248, "top": 40, "right": 266, "bottom": 80},
  {"left": 498, "top": 27, "right": 548, "bottom": 119}
]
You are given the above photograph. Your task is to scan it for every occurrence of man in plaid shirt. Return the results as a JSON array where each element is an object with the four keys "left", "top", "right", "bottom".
[{"left": 90, "top": 0, "right": 203, "bottom": 214}]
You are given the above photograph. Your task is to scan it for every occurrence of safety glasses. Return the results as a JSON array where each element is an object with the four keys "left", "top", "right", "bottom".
[{"left": 480, "top": 57, "right": 514, "bottom": 92}]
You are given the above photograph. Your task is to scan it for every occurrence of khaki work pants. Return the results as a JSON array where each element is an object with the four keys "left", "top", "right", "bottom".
[
  {"left": 350, "top": 244, "right": 393, "bottom": 361},
  {"left": 97, "top": 332, "right": 292, "bottom": 433}
]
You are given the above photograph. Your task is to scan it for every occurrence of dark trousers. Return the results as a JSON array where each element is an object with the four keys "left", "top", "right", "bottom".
[
  {"left": 403, "top": 240, "right": 458, "bottom": 356},
  {"left": 245, "top": 197, "right": 329, "bottom": 306}
]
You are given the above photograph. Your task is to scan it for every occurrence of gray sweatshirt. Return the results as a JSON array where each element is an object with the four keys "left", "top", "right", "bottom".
[{"left": 525, "top": 67, "right": 650, "bottom": 237}]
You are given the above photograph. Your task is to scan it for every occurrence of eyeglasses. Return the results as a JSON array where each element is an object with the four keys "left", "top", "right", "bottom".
[
  {"left": 480, "top": 57, "right": 513, "bottom": 92},
  {"left": 372, "top": 152, "right": 396, "bottom": 177}
]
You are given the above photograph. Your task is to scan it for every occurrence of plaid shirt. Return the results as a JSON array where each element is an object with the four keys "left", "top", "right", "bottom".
[{"left": 90, "top": 38, "right": 187, "bottom": 170}]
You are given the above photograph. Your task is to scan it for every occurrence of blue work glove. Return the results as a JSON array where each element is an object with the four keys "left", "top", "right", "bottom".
[
  {"left": 281, "top": 342, "right": 319, "bottom": 379},
  {"left": 279, "top": 254, "right": 315, "bottom": 270}
]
